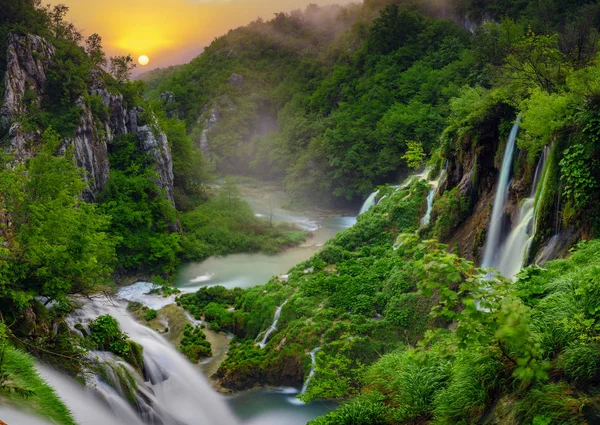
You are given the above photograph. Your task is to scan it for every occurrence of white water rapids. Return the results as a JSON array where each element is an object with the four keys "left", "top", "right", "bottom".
[{"left": 53, "top": 295, "right": 239, "bottom": 425}]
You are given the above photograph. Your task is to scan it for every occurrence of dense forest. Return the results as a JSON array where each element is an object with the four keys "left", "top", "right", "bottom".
[{"left": 3, "top": 0, "right": 600, "bottom": 423}]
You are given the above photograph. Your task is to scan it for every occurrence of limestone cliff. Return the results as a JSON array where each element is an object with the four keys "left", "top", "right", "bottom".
[{"left": 1, "top": 33, "right": 175, "bottom": 204}]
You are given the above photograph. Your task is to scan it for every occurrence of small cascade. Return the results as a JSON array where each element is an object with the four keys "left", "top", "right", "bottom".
[
  {"left": 359, "top": 190, "right": 380, "bottom": 215},
  {"left": 494, "top": 199, "right": 535, "bottom": 278},
  {"left": 301, "top": 347, "right": 321, "bottom": 395},
  {"left": 481, "top": 118, "right": 520, "bottom": 269},
  {"left": 486, "top": 145, "right": 550, "bottom": 278},
  {"left": 360, "top": 167, "right": 434, "bottom": 216},
  {"left": 257, "top": 299, "right": 289, "bottom": 348},
  {"left": 58, "top": 296, "right": 239, "bottom": 425},
  {"left": 421, "top": 169, "right": 446, "bottom": 228}
]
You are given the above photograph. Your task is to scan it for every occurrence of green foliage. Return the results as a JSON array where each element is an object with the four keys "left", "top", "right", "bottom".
[
  {"left": 0, "top": 323, "right": 76, "bottom": 425},
  {"left": 179, "top": 324, "right": 212, "bottom": 362},
  {"left": 402, "top": 141, "right": 426, "bottom": 170},
  {"left": 98, "top": 134, "right": 180, "bottom": 273},
  {"left": 180, "top": 182, "right": 306, "bottom": 261},
  {"left": 144, "top": 309, "right": 158, "bottom": 321},
  {"left": 155, "top": 111, "right": 205, "bottom": 210},
  {"left": 309, "top": 395, "right": 387, "bottom": 425},
  {"left": 366, "top": 348, "right": 452, "bottom": 422},
  {"left": 520, "top": 88, "right": 573, "bottom": 156},
  {"left": 560, "top": 143, "right": 597, "bottom": 210},
  {"left": 561, "top": 343, "right": 600, "bottom": 384},
  {"left": 515, "top": 383, "right": 586, "bottom": 425},
  {"left": 0, "top": 128, "right": 116, "bottom": 316},
  {"left": 88, "top": 315, "right": 131, "bottom": 358},
  {"left": 109, "top": 55, "right": 136, "bottom": 83},
  {"left": 431, "top": 187, "right": 471, "bottom": 240},
  {"left": 433, "top": 348, "right": 503, "bottom": 423}
]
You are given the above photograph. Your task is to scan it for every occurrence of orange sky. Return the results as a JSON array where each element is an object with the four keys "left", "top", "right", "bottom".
[{"left": 49, "top": 0, "right": 356, "bottom": 71}]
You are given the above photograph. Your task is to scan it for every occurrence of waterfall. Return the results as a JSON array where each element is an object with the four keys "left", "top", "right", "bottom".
[
  {"left": 56, "top": 296, "right": 239, "bottom": 425},
  {"left": 493, "top": 199, "right": 535, "bottom": 278},
  {"left": 301, "top": 347, "right": 321, "bottom": 395},
  {"left": 481, "top": 118, "right": 520, "bottom": 269},
  {"left": 0, "top": 406, "right": 54, "bottom": 425},
  {"left": 257, "top": 299, "right": 289, "bottom": 348},
  {"left": 421, "top": 169, "right": 446, "bottom": 227},
  {"left": 359, "top": 190, "right": 380, "bottom": 215},
  {"left": 485, "top": 145, "right": 549, "bottom": 278}
]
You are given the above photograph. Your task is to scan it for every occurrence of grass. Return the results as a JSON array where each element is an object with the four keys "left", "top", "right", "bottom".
[{"left": 2, "top": 345, "right": 76, "bottom": 425}]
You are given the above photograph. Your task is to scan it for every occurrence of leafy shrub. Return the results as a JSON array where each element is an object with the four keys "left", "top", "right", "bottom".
[
  {"left": 431, "top": 188, "right": 471, "bottom": 240},
  {"left": 179, "top": 324, "right": 212, "bottom": 362},
  {"left": 88, "top": 315, "right": 130, "bottom": 357}
]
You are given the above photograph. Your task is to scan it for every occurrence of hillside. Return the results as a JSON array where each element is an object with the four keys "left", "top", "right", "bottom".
[{"left": 150, "top": 0, "right": 600, "bottom": 423}]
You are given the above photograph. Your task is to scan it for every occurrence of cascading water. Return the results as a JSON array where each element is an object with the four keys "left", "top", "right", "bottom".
[
  {"left": 257, "top": 299, "right": 289, "bottom": 348},
  {"left": 0, "top": 406, "right": 54, "bottom": 425},
  {"left": 481, "top": 118, "right": 520, "bottom": 269},
  {"left": 493, "top": 199, "right": 535, "bottom": 278},
  {"left": 421, "top": 169, "right": 446, "bottom": 228},
  {"left": 37, "top": 363, "right": 146, "bottom": 425},
  {"left": 301, "top": 347, "right": 321, "bottom": 395},
  {"left": 359, "top": 190, "right": 380, "bottom": 215},
  {"left": 360, "top": 167, "right": 434, "bottom": 216},
  {"left": 57, "top": 296, "right": 239, "bottom": 425},
  {"left": 484, "top": 143, "right": 550, "bottom": 278}
]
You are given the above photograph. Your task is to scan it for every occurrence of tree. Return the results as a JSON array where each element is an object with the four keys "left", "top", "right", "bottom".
[
  {"left": 0, "top": 128, "right": 117, "bottom": 310},
  {"left": 45, "top": 4, "right": 82, "bottom": 43},
  {"left": 109, "top": 55, "right": 136, "bottom": 83},
  {"left": 85, "top": 33, "right": 106, "bottom": 67},
  {"left": 402, "top": 141, "right": 426, "bottom": 170}
]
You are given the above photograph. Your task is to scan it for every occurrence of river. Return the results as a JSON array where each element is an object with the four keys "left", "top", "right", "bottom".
[
  {"left": 176, "top": 184, "right": 356, "bottom": 292},
  {"left": 18, "top": 184, "right": 355, "bottom": 425}
]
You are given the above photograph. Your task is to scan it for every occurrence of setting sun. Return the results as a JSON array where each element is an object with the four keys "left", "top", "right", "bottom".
[{"left": 138, "top": 55, "right": 150, "bottom": 66}]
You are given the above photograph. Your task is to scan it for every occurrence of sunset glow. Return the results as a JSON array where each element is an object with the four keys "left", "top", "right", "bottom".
[
  {"left": 47, "top": 0, "right": 356, "bottom": 71},
  {"left": 138, "top": 55, "right": 150, "bottom": 66}
]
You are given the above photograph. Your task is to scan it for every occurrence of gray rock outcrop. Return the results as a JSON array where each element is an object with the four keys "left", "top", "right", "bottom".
[
  {"left": 229, "top": 73, "right": 244, "bottom": 88},
  {"left": 1, "top": 33, "right": 176, "bottom": 205}
]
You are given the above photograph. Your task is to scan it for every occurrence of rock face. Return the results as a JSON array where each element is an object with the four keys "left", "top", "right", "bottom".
[
  {"left": 1, "top": 33, "right": 55, "bottom": 161},
  {"left": 0, "top": 33, "right": 55, "bottom": 122},
  {"left": 69, "top": 98, "right": 110, "bottom": 200},
  {"left": 228, "top": 73, "right": 244, "bottom": 88},
  {"left": 159, "top": 91, "right": 179, "bottom": 119},
  {"left": 199, "top": 107, "right": 220, "bottom": 154},
  {"left": 137, "top": 124, "right": 175, "bottom": 203},
  {"left": 1, "top": 33, "right": 176, "bottom": 205}
]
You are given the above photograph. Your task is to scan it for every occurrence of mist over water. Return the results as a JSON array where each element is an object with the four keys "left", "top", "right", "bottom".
[{"left": 176, "top": 186, "right": 356, "bottom": 292}]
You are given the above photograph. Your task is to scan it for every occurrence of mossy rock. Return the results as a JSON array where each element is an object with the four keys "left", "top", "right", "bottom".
[{"left": 123, "top": 340, "right": 144, "bottom": 373}]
